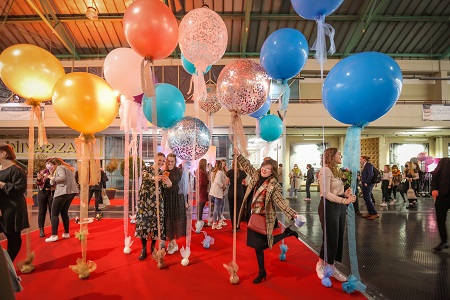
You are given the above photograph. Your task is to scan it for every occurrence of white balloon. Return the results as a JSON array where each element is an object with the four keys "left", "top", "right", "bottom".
[
  {"left": 181, "top": 258, "right": 189, "bottom": 266},
  {"left": 104, "top": 48, "right": 143, "bottom": 96},
  {"left": 123, "top": 246, "right": 132, "bottom": 254}
]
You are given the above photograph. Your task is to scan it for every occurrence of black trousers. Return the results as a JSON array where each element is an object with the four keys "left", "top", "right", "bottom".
[
  {"left": 305, "top": 182, "right": 312, "bottom": 199},
  {"left": 228, "top": 191, "right": 244, "bottom": 228},
  {"left": 435, "top": 195, "right": 450, "bottom": 244},
  {"left": 37, "top": 190, "right": 53, "bottom": 228},
  {"left": 318, "top": 198, "right": 346, "bottom": 264},
  {"left": 88, "top": 189, "right": 102, "bottom": 212},
  {"left": 4, "top": 231, "right": 22, "bottom": 262},
  {"left": 51, "top": 193, "right": 76, "bottom": 235},
  {"left": 197, "top": 201, "right": 207, "bottom": 221}
]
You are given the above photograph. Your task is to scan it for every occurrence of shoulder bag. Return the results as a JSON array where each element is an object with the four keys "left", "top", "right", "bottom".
[{"left": 248, "top": 213, "right": 267, "bottom": 235}]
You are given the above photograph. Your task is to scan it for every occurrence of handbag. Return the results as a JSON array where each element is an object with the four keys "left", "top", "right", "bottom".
[
  {"left": 397, "top": 180, "right": 405, "bottom": 193},
  {"left": 101, "top": 188, "right": 111, "bottom": 206},
  {"left": 406, "top": 181, "right": 416, "bottom": 200},
  {"left": 248, "top": 213, "right": 267, "bottom": 235}
]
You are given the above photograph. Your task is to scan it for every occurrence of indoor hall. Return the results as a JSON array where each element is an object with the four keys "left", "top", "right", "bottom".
[{"left": 1, "top": 0, "right": 449, "bottom": 299}]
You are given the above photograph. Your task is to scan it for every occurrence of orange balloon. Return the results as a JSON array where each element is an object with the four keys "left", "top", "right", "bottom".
[
  {"left": 0, "top": 44, "right": 65, "bottom": 102},
  {"left": 123, "top": 0, "right": 179, "bottom": 60},
  {"left": 52, "top": 73, "right": 119, "bottom": 134}
]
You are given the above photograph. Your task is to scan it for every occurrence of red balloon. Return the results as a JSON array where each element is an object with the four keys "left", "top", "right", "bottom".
[
  {"left": 123, "top": 0, "right": 178, "bottom": 60},
  {"left": 417, "top": 152, "right": 427, "bottom": 162}
]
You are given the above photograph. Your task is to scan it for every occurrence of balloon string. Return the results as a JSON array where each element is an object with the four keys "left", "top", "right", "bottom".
[
  {"left": 141, "top": 57, "right": 155, "bottom": 98},
  {"left": 124, "top": 131, "right": 130, "bottom": 243},
  {"left": 229, "top": 111, "right": 249, "bottom": 157},
  {"left": 311, "top": 15, "right": 336, "bottom": 66}
]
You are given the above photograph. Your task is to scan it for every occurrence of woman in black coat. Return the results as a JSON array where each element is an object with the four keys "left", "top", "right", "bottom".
[{"left": 0, "top": 144, "right": 29, "bottom": 261}]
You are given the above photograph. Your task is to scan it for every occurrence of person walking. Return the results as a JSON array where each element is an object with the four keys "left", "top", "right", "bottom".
[
  {"left": 304, "top": 164, "right": 314, "bottom": 201},
  {"left": 431, "top": 158, "right": 450, "bottom": 252},
  {"left": 360, "top": 156, "right": 379, "bottom": 220},
  {"left": 0, "top": 144, "right": 29, "bottom": 261},
  {"left": 45, "top": 158, "right": 78, "bottom": 242},
  {"left": 288, "top": 164, "right": 302, "bottom": 199}
]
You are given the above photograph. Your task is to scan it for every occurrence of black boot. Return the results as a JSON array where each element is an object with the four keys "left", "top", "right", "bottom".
[
  {"left": 139, "top": 247, "right": 147, "bottom": 260},
  {"left": 284, "top": 226, "right": 299, "bottom": 239},
  {"left": 39, "top": 227, "right": 45, "bottom": 237},
  {"left": 253, "top": 270, "right": 267, "bottom": 284}
]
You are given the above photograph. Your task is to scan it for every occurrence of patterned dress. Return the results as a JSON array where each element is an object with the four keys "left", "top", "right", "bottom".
[
  {"left": 135, "top": 166, "right": 165, "bottom": 240},
  {"left": 163, "top": 167, "right": 187, "bottom": 240}
]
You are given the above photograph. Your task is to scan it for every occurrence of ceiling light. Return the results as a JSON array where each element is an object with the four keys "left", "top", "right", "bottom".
[{"left": 86, "top": 4, "right": 98, "bottom": 21}]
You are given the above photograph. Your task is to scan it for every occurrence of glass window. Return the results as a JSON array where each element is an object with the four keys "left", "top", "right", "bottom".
[{"left": 389, "top": 143, "right": 429, "bottom": 169}]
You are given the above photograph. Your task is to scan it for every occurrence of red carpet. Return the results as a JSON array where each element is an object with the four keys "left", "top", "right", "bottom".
[{"left": 3, "top": 219, "right": 366, "bottom": 299}]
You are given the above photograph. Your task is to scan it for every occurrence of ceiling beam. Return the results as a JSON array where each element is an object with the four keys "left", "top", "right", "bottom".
[
  {"left": 240, "top": 0, "right": 253, "bottom": 57},
  {"left": 3, "top": 13, "right": 449, "bottom": 23},
  {"left": 24, "top": 0, "right": 79, "bottom": 59},
  {"left": 342, "top": 0, "right": 390, "bottom": 57},
  {"left": 438, "top": 45, "right": 450, "bottom": 60}
]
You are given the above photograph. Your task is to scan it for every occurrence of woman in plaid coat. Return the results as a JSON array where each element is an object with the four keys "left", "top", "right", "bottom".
[{"left": 237, "top": 153, "right": 301, "bottom": 284}]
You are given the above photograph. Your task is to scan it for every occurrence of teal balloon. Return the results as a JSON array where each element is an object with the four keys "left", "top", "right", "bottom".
[
  {"left": 181, "top": 53, "right": 212, "bottom": 75},
  {"left": 259, "top": 114, "right": 283, "bottom": 142},
  {"left": 142, "top": 83, "right": 186, "bottom": 128}
]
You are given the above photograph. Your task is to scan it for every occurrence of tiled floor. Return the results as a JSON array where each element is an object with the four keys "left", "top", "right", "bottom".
[{"left": 4, "top": 188, "right": 450, "bottom": 299}]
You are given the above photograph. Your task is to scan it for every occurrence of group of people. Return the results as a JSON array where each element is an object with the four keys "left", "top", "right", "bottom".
[{"left": 287, "top": 163, "right": 315, "bottom": 201}]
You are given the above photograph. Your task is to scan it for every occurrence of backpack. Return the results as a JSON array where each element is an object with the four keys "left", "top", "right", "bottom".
[{"left": 371, "top": 167, "right": 382, "bottom": 184}]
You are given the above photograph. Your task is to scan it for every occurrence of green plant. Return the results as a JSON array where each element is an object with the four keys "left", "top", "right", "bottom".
[
  {"left": 105, "top": 158, "right": 119, "bottom": 175},
  {"left": 33, "top": 154, "right": 47, "bottom": 173},
  {"left": 120, "top": 156, "right": 142, "bottom": 178}
]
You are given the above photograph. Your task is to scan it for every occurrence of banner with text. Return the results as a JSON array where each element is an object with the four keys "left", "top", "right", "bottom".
[
  {"left": 423, "top": 104, "right": 450, "bottom": 121},
  {"left": 0, "top": 104, "right": 44, "bottom": 120}
]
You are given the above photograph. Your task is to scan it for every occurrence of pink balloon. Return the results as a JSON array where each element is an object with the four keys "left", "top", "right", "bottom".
[
  {"left": 417, "top": 152, "right": 427, "bottom": 162},
  {"left": 123, "top": 0, "right": 178, "bottom": 60},
  {"left": 103, "top": 48, "right": 142, "bottom": 96},
  {"left": 425, "top": 156, "right": 434, "bottom": 165}
]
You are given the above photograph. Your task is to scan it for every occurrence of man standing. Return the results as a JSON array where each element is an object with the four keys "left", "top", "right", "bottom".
[
  {"left": 304, "top": 164, "right": 314, "bottom": 201},
  {"left": 431, "top": 158, "right": 450, "bottom": 252},
  {"left": 360, "top": 156, "right": 379, "bottom": 220}
]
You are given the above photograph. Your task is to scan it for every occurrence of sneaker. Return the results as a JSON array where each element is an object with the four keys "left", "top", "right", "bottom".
[
  {"left": 98, "top": 204, "right": 106, "bottom": 209},
  {"left": 216, "top": 224, "right": 223, "bottom": 230},
  {"left": 195, "top": 220, "right": 204, "bottom": 233},
  {"left": 332, "top": 267, "right": 347, "bottom": 282},
  {"left": 316, "top": 261, "right": 324, "bottom": 279},
  {"left": 380, "top": 202, "right": 388, "bottom": 207},
  {"left": 219, "top": 220, "right": 227, "bottom": 226},
  {"left": 389, "top": 199, "right": 397, "bottom": 205},
  {"left": 303, "top": 198, "right": 311, "bottom": 201},
  {"left": 45, "top": 235, "right": 58, "bottom": 243},
  {"left": 221, "top": 215, "right": 226, "bottom": 221},
  {"left": 62, "top": 233, "right": 70, "bottom": 239},
  {"left": 167, "top": 243, "right": 178, "bottom": 255}
]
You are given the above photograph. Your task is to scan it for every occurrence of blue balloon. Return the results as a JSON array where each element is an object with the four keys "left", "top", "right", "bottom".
[
  {"left": 142, "top": 83, "right": 186, "bottom": 128},
  {"left": 260, "top": 28, "right": 309, "bottom": 80},
  {"left": 181, "top": 53, "right": 212, "bottom": 75},
  {"left": 249, "top": 96, "right": 271, "bottom": 119},
  {"left": 322, "top": 52, "right": 403, "bottom": 126},
  {"left": 291, "top": 0, "right": 344, "bottom": 20},
  {"left": 259, "top": 114, "right": 283, "bottom": 142}
]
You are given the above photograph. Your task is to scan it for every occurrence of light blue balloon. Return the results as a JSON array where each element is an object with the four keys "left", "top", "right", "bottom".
[
  {"left": 259, "top": 114, "right": 283, "bottom": 142},
  {"left": 260, "top": 28, "right": 309, "bottom": 80},
  {"left": 142, "top": 83, "right": 186, "bottom": 128},
  {"left": 181, "top": 53, "right": 212, "bottom": 75},
  {"left": 322, "top": 52, "right": 403, "bottom": 126},
  {"left": 291, "top": 0, "right": 344, "bottom": 20},
  {"left": 249, "top": 96, "right": 271, "bottom": 119}
]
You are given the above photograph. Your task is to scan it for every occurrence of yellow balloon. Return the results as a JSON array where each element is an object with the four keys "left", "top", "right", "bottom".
[
  {"left": 0, "top": 44, "right": 65, "bottom": 102},
  {"left": 52, "top": 72, "right": 119, "bottom": 134}
]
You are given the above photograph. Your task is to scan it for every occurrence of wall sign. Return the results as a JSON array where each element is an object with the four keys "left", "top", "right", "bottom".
[{"left": 423, "top": 104, "right": 450, "bottom": 121}]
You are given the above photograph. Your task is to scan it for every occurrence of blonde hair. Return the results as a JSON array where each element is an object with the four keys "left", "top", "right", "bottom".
[
  {"left": 322, "top": 148, "right": 342, "bottom": 178},
  {"left": 384, "top": 165, "right": 391, "bottom": 173}
]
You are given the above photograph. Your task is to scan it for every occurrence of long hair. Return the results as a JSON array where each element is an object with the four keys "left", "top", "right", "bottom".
[
  {"left": 212, "top": 160, "right": 223, "bottom": 182},
  {"left": 198, "top": 158, "right": 207, "bottom": 173},
  {"left": 165, "top": 153, "right": 177, "bottom": 170},
  {"left": 48, "top": 157, "right": 74, "bottom": 172},
  {"left": 405, "top": 161, "right": 417, "bottom": 177},
  {"left": 384, "top": 164, "right": 391, "bottom": 173},
  {"left": 322, "top": 148, "right": 342, "bottom": 178}
]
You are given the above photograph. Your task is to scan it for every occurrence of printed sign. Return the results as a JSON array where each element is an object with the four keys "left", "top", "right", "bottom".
[{"left": 423, "top": 104, "right": 450, "bottom": 121}]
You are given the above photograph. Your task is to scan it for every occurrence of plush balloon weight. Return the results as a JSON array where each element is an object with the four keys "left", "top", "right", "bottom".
[
  {"left": 425, "top": 156, "right": 434, "bottom": 165},
  {"left": 291, "top": 0, "right": 344, "bottom": 20},
  {"left": 179, "top": 7, "right": 228, "bottom": 70},
  {"left": 104, "top": 48, "right": 142, "bottom": 96},
  {"left": 142, "top": 83, "right": 186, "bottom": 129},
  {"left": 52, "top": 73, "right": 119, "bottom": 134},
  {"left": 249, "top": 96, "right": 271, "bottom": 119},
  {"left": 199, "top": 84, "right": 222, "bottom": 115},
  {"left": 260, "top": 28, "right": 309, "bottom": 80},
  {"left": 217, "top": 59, "right": 270, "bottom": 115},
  {"left": 181, "top": 53, "right": 212, "bottom": 75},
  {"left": 168, "top": 117, "right": 211, "bottom": 161},
  {"left": 323, "top": 52, "right": 403, "bottom": 126},
  {"left": 123, "top": 0, "right": 178, "bottom": 59},
  {"left": 417, "top": 152, "right": 427, "bottom": 162},
  {"left": 259, "top": 114, "right": 283, "bottom": 142},
  {"left": 0, "top": 44, "right": 65, "bottom": 101}
]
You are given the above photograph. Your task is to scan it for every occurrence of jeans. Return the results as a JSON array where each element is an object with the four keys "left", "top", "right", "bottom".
[{"left": 211, "top": 196, "right": 223, "bottom": 223}]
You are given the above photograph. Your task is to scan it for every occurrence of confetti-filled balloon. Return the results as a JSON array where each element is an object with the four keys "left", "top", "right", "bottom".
[
  {"left": 217, "top": 59, "right": 270, "bottom": 115},
  {"left": 179, "top": 7, "right": 227, "bottom": 69},
  {"left": 168, "top": 117, "right": 211, "bottom": 161},
  {"left": 199, "top": 84, "right": 222, "bottom": 115}
]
